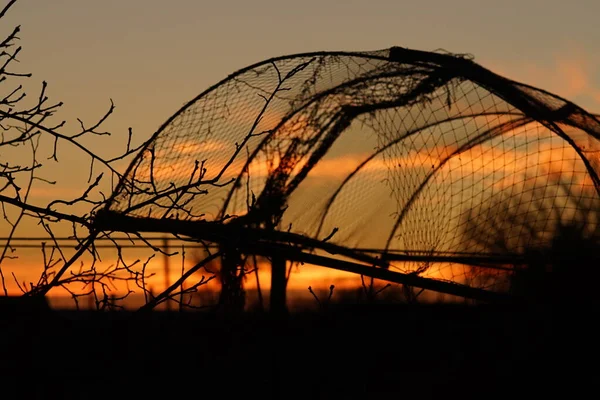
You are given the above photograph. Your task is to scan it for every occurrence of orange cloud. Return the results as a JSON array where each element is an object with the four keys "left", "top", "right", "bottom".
[
  {"left": 490, "top": 48, "right": 600, "bottom": 111},
  {"left": 130, "top": 117, "right": 597, "bottom": 214},
  {"left": 556, "top": 58, "right": 589, "bottom": 97},
  {"left": 171, "top": 139, "right": 230, "bottom": 155}
]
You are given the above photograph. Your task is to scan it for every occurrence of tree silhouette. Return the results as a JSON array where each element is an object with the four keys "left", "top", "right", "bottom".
[
  {"left": 0, "top": 0, "right": 171, "bottom": 308},
  {"left": 461, "top": 178, "right": 600, "bottom": 305}
]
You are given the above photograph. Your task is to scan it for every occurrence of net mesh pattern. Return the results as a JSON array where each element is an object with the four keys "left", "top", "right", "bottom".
[{"left": 105, "top": 47, "right": 600, "bottom": 293}]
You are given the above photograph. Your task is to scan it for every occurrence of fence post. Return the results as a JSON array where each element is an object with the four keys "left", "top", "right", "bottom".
[
  {"left": 163, "top": 237, "right": 171, "bottom": 311},
  {"left": 270, "top": 256, "right": 287, "bottom": 315}
]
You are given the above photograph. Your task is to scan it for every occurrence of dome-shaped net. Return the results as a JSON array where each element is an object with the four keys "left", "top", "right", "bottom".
[{"left": 101, "top": 47, "right": 600, "bottom": 296}]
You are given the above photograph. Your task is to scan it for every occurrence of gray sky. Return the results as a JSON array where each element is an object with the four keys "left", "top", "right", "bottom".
[
  {"left": 1, "top": 0, "right": 598, "bottom": 218},
  {"left": 3, "top": 0, "right": 600, "bottom": 233},
  {"left": 6, "top": 0, "right": 600, "bottom": 141}
]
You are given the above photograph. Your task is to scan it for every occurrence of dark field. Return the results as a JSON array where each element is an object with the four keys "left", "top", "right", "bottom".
[{"left": 0, "top": 302, "right": 595, "bottom": 399}]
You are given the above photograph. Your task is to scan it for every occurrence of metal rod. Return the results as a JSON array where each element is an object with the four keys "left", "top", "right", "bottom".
[
  {"left": 249, "top": 244, "right": 512, "bottom": 304},
  {"left": 162, "top": 237, "right": 171, "bottom": 311}
]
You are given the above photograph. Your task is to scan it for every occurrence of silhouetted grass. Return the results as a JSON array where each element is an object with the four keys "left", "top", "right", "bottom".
[{"left": 0, "top": 301, "right": 586, "bottom": 399}]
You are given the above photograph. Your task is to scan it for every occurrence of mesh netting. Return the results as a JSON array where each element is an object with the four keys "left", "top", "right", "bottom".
[{"left": 102, "top": 47, "right": 600, "bottom": 295}]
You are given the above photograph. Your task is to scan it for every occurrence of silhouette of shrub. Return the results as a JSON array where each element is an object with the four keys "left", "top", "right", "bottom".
[{"left": 463, "top": 179, "right": 600, "bottom": 305}]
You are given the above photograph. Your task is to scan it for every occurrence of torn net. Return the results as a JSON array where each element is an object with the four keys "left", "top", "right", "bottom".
[{"left": 102, "top": 47, "right": 600, "bottom": 295}]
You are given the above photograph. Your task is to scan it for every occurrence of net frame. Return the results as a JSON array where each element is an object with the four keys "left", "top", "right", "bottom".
[{"left": 94, "top": 47, "right": 600, "bottom": 302}]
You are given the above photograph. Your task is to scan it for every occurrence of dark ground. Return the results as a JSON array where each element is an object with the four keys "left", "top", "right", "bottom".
[{"left": 0, "top": 302, "right": 596, "bottom": 399}]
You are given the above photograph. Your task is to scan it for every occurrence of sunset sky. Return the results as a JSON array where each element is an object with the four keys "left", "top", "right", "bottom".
[
  {"left": 5, "top": 0, "right": 600, "bottom": 141},
  {"left": 2, "top": 0, "right": 600, "bottom": 302}
]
